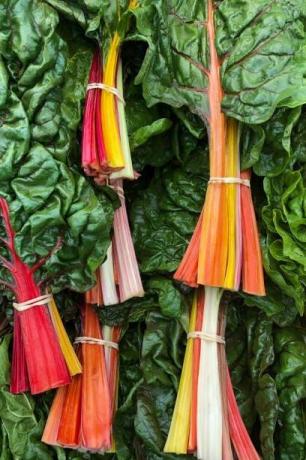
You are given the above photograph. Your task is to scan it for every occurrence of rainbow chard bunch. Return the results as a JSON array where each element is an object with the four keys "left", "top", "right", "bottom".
[
  {"left": 82, "top": 0, "right": 144, "bottom": 302},
  {"left": 0, "top": 0, "right": 114, "bottom": 394},
  {"left": 134, "top": 0, "right": 306, "bottom": 458},
  {"left": 82, "top": 1, "right": 138, "bottom": 184},
  {"left": 42, "top": 302, "right": 118, "bottom": 452},
  {"left": 43, "top": 1, "right": 144, "bottom": 451}
]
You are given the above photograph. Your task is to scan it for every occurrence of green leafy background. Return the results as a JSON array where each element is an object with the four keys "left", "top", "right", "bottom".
[{"left": 0, "top": 1, "right": 305, "bottom": 459}]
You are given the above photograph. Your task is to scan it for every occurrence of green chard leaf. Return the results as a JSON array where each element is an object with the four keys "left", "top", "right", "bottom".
[
  {"left": 0, "top": 0, "right": 114, "bottom": 294},
  {"left": 262, "top": 170, "right": 306, "bottom": 314},
  {"left": 273, "top": 327, "right": 306, "bottom": 460},
  {"left": 134, "top": 1, "right": 306, "bottom": 124},
  {"left": 129, "top": 150, "right": 208, "bottom": 274}
]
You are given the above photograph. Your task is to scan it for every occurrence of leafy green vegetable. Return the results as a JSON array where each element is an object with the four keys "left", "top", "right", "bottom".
[
  {"left": 0, "top": 1, "right": 305, "bottom": 460},
  {"left": 255, "top": 375, "right": 279, "bottom": 460},
  {"left": 262, "top": 170, "right": 306, "bottom": 314},
  {"left": 134, "top": 0, "right": 306, "bottom": 124},
  {"left": 0, "top": 0, "right": 114, "bottom": 293},
  {"left": 274, "top": 327, "right": 306, "bottom": 460},
  {"left": 129, "top": 150, "right": 208, "bottom": 274}
]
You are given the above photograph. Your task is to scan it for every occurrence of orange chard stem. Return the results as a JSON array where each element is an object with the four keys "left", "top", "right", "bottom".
[
  {"left": 241, "top": 170, "right": 265, "bottom": 296},
  {"left": 85, "top": 269, "right": 103, "bottom": 305},
  {"left": 174, "top": 210, "right": 203, "bottom": 287},
  {"left": 197, "top": 0, "right": 228, "bottom": 287},
  {"left": 57, "top": 369, "right": 82, "bottom": 447},
  {"left": 79, "top": 304, "right": 112, "bottom": 451},
  {"left": 42, "top": 386, "right": 67, "bottom": 446}
]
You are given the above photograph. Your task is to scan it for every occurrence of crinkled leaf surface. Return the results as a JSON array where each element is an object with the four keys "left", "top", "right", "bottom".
[
  {"left": 134, "top": 0, "right": 306, "bottom": 124},
  {"left": 0, "top": 0, "right": 114, "bottom": 293}
]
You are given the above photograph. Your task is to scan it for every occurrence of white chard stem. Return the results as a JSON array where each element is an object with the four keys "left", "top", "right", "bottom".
[{"left": 197, "top": 287, "right": 223, "bottom": 460}]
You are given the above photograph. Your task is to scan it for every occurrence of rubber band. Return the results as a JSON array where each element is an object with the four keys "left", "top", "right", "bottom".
[
  {"left": 208, "top": 176, "right": 250, "bottom": 187},
  {"left": 13, "top": 294, "right": 53, "bottom": 312},
  {"left": 74, "top": 336, "right": 119, "bottom": 350},
  {"left": 86, "top": 83, "right": 125, "bottom": 104},
  {"left": 108, "top": 184, "right": 125, "bottom": 201},
  {"left": 187, "top": 331, "right": 225, "bottom": 344}
]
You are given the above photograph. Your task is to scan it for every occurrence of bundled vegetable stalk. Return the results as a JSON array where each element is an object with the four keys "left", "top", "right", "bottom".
[
  {"left": 43, "top": 2, "right": 144, "bottom": 449},
  {"left": 164, "top": 2, "right": 264, "bottom": 458},
  {"left": 42, "top": 302, "right": 116, "bottom": 452},
  {"left": 0, "top": 197, "right": 84, "bottom": 395},
  {"left": 82, "top": 0, "right": 139, "bottom": 184},
  {"left": 165, "top": 290, "right": 262, "bottom": 459},
  {"left": 0, "top": 0, "right": 113, "bottom": 395}
]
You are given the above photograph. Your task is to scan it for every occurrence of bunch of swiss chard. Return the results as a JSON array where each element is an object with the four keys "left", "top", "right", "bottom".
[{"left": 0, "top": 1, "right": 306, "bottom": 460}]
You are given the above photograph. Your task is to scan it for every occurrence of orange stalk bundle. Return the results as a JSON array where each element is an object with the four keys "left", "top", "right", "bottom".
[
  {"left": 43, "top": 303, "right": 113, "bottom": 452},
  {"left": 0, "top": 198, "right": 71, "bottom": 394},
  {"left": 169, "top": 4, "right": 265, "bottom": 453},
  {"left": 174, "top": 0, "right": 264, "bottom": 297},
  {"left": 79, "top": 304, "right": 112, "bottom": 450},
  {"left": 88, "top": 272, "right": 122, "bottom": 449}
]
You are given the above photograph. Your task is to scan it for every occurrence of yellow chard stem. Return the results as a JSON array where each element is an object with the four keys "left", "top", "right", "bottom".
[
  {"left": 164, "top": 293, "right": 197, "bottom": 454},
  {"left": 48, "top": 297, "right": 82, "bottom": 376},
  {"left": 129, "top": 0, "right": 138, "bottom": 9},
  {"left": 224, "top": 119, "right": 240, "bottom": 289},
  {"left": 110, "top": 59, "right": 134, "bottom": 180},
  {"left": 101, "top": 33, "right": 125, "bottom": 170}
]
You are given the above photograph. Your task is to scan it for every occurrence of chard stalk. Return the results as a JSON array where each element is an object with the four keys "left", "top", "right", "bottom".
[
  {"left": 197, "top": 287, "right": 223, "bottom": 460},
  {"left": 100, "top": 243, "right": 119, "bottom": 306},
  {"left": 111, "top": 179, "right": 144, "bottom": 302},
  {"left": 0, "top": 198, "right": 71, "bottom": 394}
]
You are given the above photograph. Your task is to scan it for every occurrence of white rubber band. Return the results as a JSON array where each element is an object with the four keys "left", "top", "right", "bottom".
[
  {"left": 86, "top": 83, "right": 125, "bottom": 104},
  {"left": 187, "top": 331, "right": 225, "bottom": 344},
  {"left": 108, "top": 184, "right": 125, "bottom": 201},
  {"left": 209, "top": 176, "right": 250, "bottom": 187},
  {"left": 74, "top": 336, "right": 119, "bottom": 350},
  {"left": 13, "top": 294, "right": 53, "bottom": 312}
]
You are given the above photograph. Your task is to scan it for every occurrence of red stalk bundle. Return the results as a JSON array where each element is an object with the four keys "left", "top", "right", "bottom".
[
  {"left": 0, "top": 198, "right": 70, "bottom": 394},
  {"left": 43, "top": 303, "right": 114, "bottom": 452},
  {"left": 82, "top": 50, "right": 109, "bottom": 180}
]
